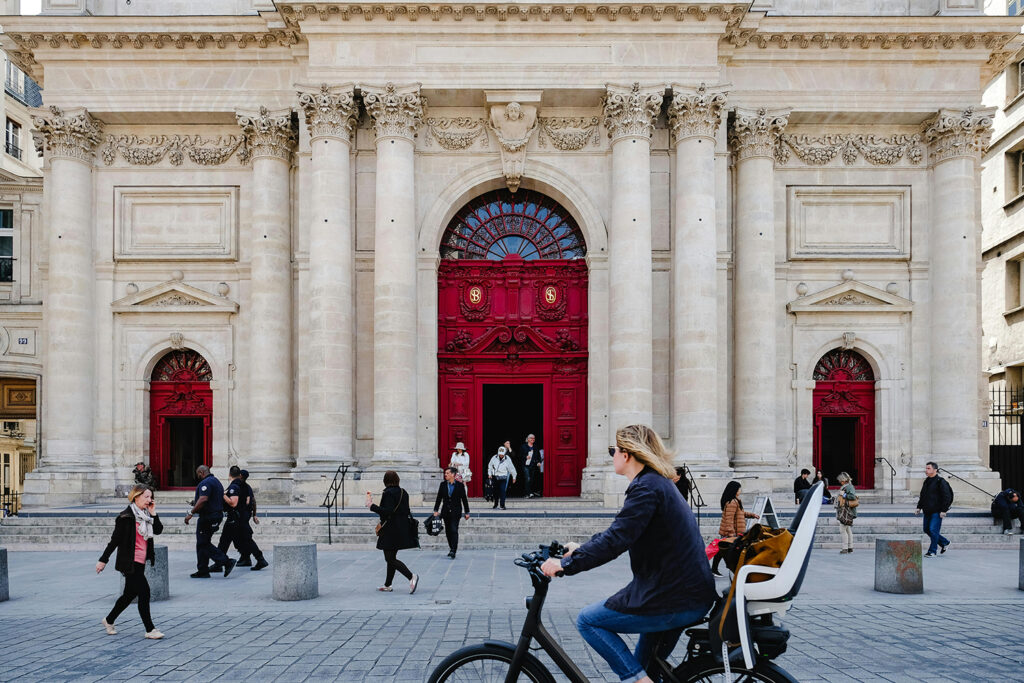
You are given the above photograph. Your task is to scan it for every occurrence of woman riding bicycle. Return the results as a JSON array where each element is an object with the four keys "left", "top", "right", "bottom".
[{"left": 541, "top": 424, "right": 716, "bottom": 683}]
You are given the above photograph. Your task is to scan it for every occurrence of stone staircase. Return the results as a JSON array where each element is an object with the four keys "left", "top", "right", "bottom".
[{"left": 0, "top": 497, "right": 1017, "bottom": 551}]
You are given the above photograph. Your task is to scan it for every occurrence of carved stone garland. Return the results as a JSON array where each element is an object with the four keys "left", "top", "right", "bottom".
[
  {"left": 775, "top": 133, "right": 924, "bottom": 166},
  {"left": 729, "top": 107, "right": 790, "bottom": 161},
  {"left": 538, "top": 117, "right": 600, "bottom": 150},
  {"left": 921, "top": 107, "right": 995, "bottom": 163},
  {"left": 297, "top": 83, "right": 358, "bottom": 141},
  {"left": 362, "top": 83, "right": 425, "bottom": 142},
  {"left": 667, "top": 83, "right": 728, "bottom": 143},
  {"left": 425, "top": 117, "right": 488, "bottom": 150},
  {"left": 603, "top": 83, "right": 664, "bottom": 142},
  {"left": 30, "top": 105, "right": 104, "bottom": 163},
  {"left": 100, "top": 134, "right": 249, "bottom": 166},
  {"left": 235, "top": 106, "right": 297, "bottom": 162}
]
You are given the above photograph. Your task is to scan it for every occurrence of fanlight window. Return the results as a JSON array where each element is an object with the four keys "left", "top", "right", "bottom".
[
  {"left": 440, "top": 189, "right": 586, "bottom": 261},
  {"left": 813, "top": 349, "right": 874, "bottom": 382},
  {"left": 152, "top": 350, "right": 213, "bottom": 383}
]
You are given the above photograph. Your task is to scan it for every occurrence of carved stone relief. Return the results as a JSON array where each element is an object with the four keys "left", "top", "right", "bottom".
[
  {"left": 30, "top": 105, "right": 104, "bottom": 163},
  {"left": 667, "top": 83, "right": 728, "bottom": 143},
  {"left": 424, "top": 117, "right": 488, "bottom": 150},
  {"left": 603, "top": 83, "right": 663, "bottom": 142},
  {"left": 538, "top": 117, "right": 600, "bottom": 150},
  {"left": 486, "top": 100, "right": 539, "bottom": 192},
  {"left": 921, "top": 107, "right": 996, "bottom": 163},
  {"left": 775, "top": 133, "right": 923, "bottom": 166},
  {"left": 296, "top": 83, "right": 358, "bottom": 142},
  {"left": 236, "top": 106, "right": 297, "bottom": 162},
  {"left": 729, "top": 107, "right": 790, "bottom": 161},
  {"left": 362, "top": 83, "right": 425, "bottom": 142},
  {"left": 100, "top": 134, "right": 249, "bottom": 166}
]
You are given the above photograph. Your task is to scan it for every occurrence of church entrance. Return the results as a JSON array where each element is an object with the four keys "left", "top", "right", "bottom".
[
  {"left": 812, "top": 349, "right": 876, "bottom": 489},
  {"left": 149, "top": 350, "right": 213, "bottom": 489},
  {"left": 437, "top": 189, "right": 588, "bottom": 498}
]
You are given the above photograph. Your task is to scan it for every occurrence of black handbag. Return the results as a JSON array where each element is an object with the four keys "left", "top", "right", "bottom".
[{"left": 425, "top": 515, "right": 444, "bottom": 536}]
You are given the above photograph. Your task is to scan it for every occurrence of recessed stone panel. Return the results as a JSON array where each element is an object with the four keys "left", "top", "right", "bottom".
[
  {"left": 113, "top": 186, "right": 238, "bottom": 261},
  {"left": 787, "top": 185, "right": 910, "bottom": 260}
]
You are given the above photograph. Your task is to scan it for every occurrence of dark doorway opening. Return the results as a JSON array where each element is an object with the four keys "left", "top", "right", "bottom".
[
  {"left": 167, "top": 417, "right": 204, "bottom": 488},
  {"left": 820, "top": 416, "right": 858, "bottom": 486},
  {"left": 482, "top": 384, "right": 543, "bottom": 497}
]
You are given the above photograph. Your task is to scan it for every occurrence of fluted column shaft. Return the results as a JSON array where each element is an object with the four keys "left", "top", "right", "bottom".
[
  {"left": 668, "top": 85, "right": 727, "bottom": 465},
  {"left": 237, "top": 107, "right": 297, "bottom": 471},
  {"left": 298, "top": 85, "right": 358, "bottom": 468},
  {"left": 924, "top": 107, "right": 994, "bottom": 468},
  {"left": 32, "top": 106, "right": 103, "bottom": 470},
  {"left": 604, "top": 83, "right": 662, "bottom": 432},
  {"left": 364, "top": 83, "right": 423, "bottom": 466},
  {"left": 730, "top": 107, "right": 789, "bottom": 467}
]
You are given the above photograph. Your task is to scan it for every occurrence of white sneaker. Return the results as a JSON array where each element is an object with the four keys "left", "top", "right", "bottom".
[
  {"left": 101, "top": 618, "right": 117, "bottom": 635},
  {"left": 145, "top": 629, "right": 164, "bottom": 640},
  {"left": 1004, "top": 529, "right": 1016, "bottom": 535}
]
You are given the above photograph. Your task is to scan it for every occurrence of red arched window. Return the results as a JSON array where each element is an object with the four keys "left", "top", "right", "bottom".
[
  {"left": 813, "top": 349, "right": 873, "bottom": 382},
  {"left": 440, "top": 189, "right": 586, "bottom": 261},
  {"left": 151, "top": 350, "right": 212, "bottom": 383}
]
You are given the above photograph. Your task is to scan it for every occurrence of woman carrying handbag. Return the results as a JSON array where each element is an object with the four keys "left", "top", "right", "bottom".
[
  {"left": 835, "top": 471, "right": 859, "bottom": 554},
  {"left": 366, "top": 470, "right": 420, "bottom": 593}
]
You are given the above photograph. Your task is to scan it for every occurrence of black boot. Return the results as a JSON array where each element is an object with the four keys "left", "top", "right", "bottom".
[{"left": 251, "top": 557, "right": 269, "bottom": 571}]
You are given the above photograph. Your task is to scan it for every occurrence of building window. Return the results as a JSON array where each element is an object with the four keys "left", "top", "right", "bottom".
[
  {"left": 1011, "top": 0, "right": 1024, "bottom": 15},
  {"left": 4, "top": 119, "right": 20, "bottom": 161},
  {"left": 1007, "top": 258, "right": 1024, "bottom": 312},
  {"left": 0, "top": 210, "right": 12, "bottom": 283}
]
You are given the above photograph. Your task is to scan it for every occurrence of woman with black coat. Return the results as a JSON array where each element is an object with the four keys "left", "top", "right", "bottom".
[
  {"left": 96, "top": 484, "right": 164, "bottom": 639},
  {"left": 365, "top": 470, "right": 419, "bottom": 593}
]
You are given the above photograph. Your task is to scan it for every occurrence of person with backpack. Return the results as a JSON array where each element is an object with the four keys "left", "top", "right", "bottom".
[
  {"left": 834, "top": 472, "right": 858, "bottom": 554},
  {"left": 915, "top": 461, "right": 954, "bottom": 557}
]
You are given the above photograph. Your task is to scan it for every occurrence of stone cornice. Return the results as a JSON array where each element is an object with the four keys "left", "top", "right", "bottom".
[
  {"left": 603, "top": 83, "right": 664, "bottom": 143},
  {"left": 236, "top": 107, "right": 298, "bottom": 162},
  {"left": 922, "top": 107, "right": 996, "bottom": 164},
  {"left": 30, "top": 105, "right": 104, "bottom": 164},
  {"left": 725, "top": 29, "right": 1016, "bottom": 52},
  {"left": 297, "top": 83, "right": 358, "bottom": 142},
  {"left": 667, "top": 83, "right": 728, "bottom": 144},
  {"left": 729, "top": 106, "right": 789, "bottom": 162},
  {"left": 362, "top": 83, "right": 425, "bottom": 142}
]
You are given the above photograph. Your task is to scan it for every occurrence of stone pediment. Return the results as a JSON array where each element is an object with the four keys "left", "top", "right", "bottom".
[
  {"left": 111, "top": 281, "right": 238, "bottom": 313},
  {"left": 787, "top": 281, "right": 912, "bottom": 314}
]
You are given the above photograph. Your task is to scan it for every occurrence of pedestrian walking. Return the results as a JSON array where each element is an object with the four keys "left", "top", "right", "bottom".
[
  {"left": 366, "top": 470, "right": 419, "bottom": 593},
  {"left": 487, "top": 446, "right": 517, "bottom": 509},
  {"left": 235, "top": 469, "right": 265, "bottom": 567},
  {"left": 448, "top": 443, "right": 472, "bottom": 485},
  {"left": 915, "top": 461, "right": 954, "bottom": 557},
  {"left": 96, "top": 484, "right": 165, "bottom": 640},
  {"left": 991, "top": 488, "right": 1024, "bottom": 534},
  {"left": 433, "top": 467, "right": 470, "bottom": 559},
  {"left": 672, "top": 466, "right": 692, "bottom": 505},
  {"left": 184, "top": 465, "right": 236, "bottom": 578},
  {"left": 794, "top": 468, "right": 811, "bottom": 504},
  {"left": 519, "top": 434, "right": 542, "bottom": 498},
  {"left": 710, "top": 481, "right": 759, "bottom": 576},
  {"left": 813, "top": 470, "right": 832, "bottom": 503},
  {"left": 835, "top": 472, "right": 858, "bottom": 554},
  {"left": 215, "top": 466, "right": 268, "bottom": 571}
]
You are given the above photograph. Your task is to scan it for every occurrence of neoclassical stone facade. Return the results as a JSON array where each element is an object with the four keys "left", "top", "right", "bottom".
[{"left": 1, "top": 1, "right": 1019, "bottom": 505}]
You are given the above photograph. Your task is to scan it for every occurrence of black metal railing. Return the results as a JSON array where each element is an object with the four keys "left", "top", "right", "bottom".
[
  {"left": 679, "top": 464, "right": 706, "bottom": 525},
  {"left": 937, "top": 467, "right": 996, "bottom": 502},
  {"left": 321, "top": 463, "right": 352, "bottom": 545},
  {"left": 0, "top": 491, "right": 20, "bottom": 517},
  {"left": 4, "top": 140, "right": 21, "bottom": 160},
  {"left": 988, "top": 386, "right": 1024, "bottom": 493},
  {"left": 875, "top": 456, "right": 896, "bottom": 505}
]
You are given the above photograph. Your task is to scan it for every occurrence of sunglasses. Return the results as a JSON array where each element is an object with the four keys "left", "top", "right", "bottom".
[{"left": 609, "top": 446, "right": 628, "bottom": 458}]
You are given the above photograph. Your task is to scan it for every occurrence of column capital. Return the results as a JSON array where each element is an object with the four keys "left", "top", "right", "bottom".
[
  {"left": 236, "top": 106, "right": 297, "bottom": 162},
  {"left": 603, "top": 82, "right": 664, "bottom": 143},
  {"left": 30, "top": 105, "right": 103, "bottom": 164},
  {"left": 361, "top": 82, "right": 424, "bottom": 142},
  {"left": 922, "top": 106, "right": 995, "bottom": 164},
  {"left": 297, "top": 83, "right": 358, "bottom": 142},
  {"left": 668, "top": 83, "right": 728, "bottom": 144},
  {"left": 729, "top": 107, "right": 790, "bottom": 162}
]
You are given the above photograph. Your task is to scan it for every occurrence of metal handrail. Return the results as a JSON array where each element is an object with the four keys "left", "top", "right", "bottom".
[
  {"left": 0, "top": 491, "right": 20, "bottom": 517},
  {"left": 875, "top": 457, "right": 896, "bottom": 505},
  {"left": 681, "top": 464, "right": 706, "bottom": 525},
  {"left": 321, "top": 464, "right": 351, "bottom": 545},
  {"left": 937, "top": 467, "right": 997, "bottom": 501}
]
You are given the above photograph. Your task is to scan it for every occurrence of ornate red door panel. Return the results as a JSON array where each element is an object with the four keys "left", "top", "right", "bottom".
[
  {"left": 438, "top": 256, "right": 588, "bottom": 497},
  {"left": 812, "top": 350, "right": 875, "bottom": 489},
  {"left": 149, "top": 350, "right": 213, "bottom": 489}
]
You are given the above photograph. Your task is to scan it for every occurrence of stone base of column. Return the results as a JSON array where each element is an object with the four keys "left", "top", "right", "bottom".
[
  {"left": 580, "top": 465, "right": 628, "bottom": 508},
  {"left": 291, "top": 467, "right": 354, "bottom": 506},
  {"left": 20, "top": 469, "right": 118, "bottom": 507},
  {"left": 361, "top": 465, "right": 439, "bottom": 507},
  {"left": 722, "top": 467, "right": 795, "bottom": 497}
]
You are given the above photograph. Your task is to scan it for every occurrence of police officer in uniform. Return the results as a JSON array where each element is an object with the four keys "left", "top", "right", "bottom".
[
  {"left": 216, "top": 466, "right": 268, "bottom": 571},
  {"left": 184, "top": 465, "right": 236, "bottom": 578}
]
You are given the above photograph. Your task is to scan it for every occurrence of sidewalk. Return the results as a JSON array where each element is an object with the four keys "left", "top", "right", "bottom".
[{"left": 2, "top": 544, "right": 1022, "bottom": 681}]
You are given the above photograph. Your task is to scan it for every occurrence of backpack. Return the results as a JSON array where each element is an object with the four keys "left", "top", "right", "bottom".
[{"left": 717, "top": 524, "right": 794, "bottom": 640}]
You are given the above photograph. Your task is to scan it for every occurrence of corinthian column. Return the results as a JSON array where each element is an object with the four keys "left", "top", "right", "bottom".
[
  {"left": 603, "top": 83, "right": 663, "bottom": 433},
  {"left": 296, "top": 85, "right": 358, "bottom": 471},
  {"left": 667, "top": 84, "right": 727, "bottom": 467},
  {"left": 29, "top": 106, "right": 103, "bottom": 497},
  {"left": 729, "top": 107, "right": 789, "bottom": 469},
  {"left": 363, "top": 83, "right": 423, "bottom": 466},
  {"left": 923, "top": 107, "right": 994, "bottom": 472},
  {"left": 237, "top": 107, "right": 297, "bottom": 474}
]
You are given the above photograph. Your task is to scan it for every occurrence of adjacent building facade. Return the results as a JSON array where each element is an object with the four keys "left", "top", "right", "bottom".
[{"left": 1, "top": 0, "right": 1017, "bottom": 506}]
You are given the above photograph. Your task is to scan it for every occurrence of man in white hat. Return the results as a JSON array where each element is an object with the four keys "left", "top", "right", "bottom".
[{"left": 487, "top": 446, "right": 517, "bottom": 510}]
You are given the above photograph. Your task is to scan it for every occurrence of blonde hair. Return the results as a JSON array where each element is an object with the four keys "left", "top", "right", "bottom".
[
  {"left": 615, "top": 424, "right": 675, "bottom": 479},
  {"left": 836, "top": 472, "right": 852, "bottom": 485},
  {"left": 127, "top": 484, "right": 152, "bottom": 503}
]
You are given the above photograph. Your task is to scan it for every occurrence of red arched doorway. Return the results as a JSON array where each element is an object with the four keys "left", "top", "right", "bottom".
[
  {"left": 149, "top": 350, "right": 213, "bottom": 489},
  {"left": 813, "top": 349, "right": 875, "bottom": 489},
  {"left": 438, "top": 189, "right": 588, "bottom": 497}
]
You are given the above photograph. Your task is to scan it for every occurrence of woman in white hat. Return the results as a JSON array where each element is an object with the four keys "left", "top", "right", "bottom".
[{"left": 448, "top": 442, "right": 472, "bottom": 486}]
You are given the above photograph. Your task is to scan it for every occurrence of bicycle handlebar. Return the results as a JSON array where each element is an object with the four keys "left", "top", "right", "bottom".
[{"left": 513, "top": 541, "right": 567, "bottom": 577}]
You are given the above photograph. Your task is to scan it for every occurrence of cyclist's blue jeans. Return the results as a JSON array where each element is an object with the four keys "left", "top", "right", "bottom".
[
  {"left": 576, "top": 601, "right": 708, "bottom": 682},
  {"left": 923, "top": 512, "right": 949, "bottom": 554}
]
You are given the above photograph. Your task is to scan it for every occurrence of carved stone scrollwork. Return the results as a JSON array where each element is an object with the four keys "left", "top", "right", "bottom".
[
  {"left": 30, "top": 105, "right": 104, "bottom": 163},
  {"left": 487, "top": 101, "right": 539, "bottom": 192},
  {"left": 425, "top": 117, "right": 488, "bottom": 150},
  {"left": 921, "top": 107, "right": 996, "bottom": 164},
  {"left": 667, "top": 83, "right": 728, "bottom": 144},
  {"left": 775, "top": 133, "right": 924, "bottom": 166},
  {"left": 729, "top": 107, "right": 790, "bottom": 161},
  {"left": 297, "top": 83, "right": 358, "bottom": 142},
  {"left": 362, "top": 82, "right": 425, "bottom": 142},
  {"left": 236, "top": 106, "right": 298, "bottom": 162},
  {"left": 603, "top": 83, "right": 664, "bottom": 143},
  {"left": 169, "top": 332, "right": 185, "bottom": 350},
  {"left": 100, "top": 134, "right": 249, "bottom": 166},
  {"left": 538, "top": 117, "right": 600, "bottom": 150}
]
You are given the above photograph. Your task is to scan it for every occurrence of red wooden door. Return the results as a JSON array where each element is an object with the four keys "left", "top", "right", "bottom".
[
  {"left": 811, "top": 350, "right": 876, "bottom": 489},
  {"left": 149, "top": 351, "right": 213, "bottom": 489}
]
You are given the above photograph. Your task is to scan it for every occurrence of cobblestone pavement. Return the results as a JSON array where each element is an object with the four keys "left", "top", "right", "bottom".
[{"left": 1, "top": 544, "right": 1022, "bottom": 682}]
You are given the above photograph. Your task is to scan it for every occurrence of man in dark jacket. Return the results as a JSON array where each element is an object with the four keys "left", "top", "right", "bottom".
[
  {"left": 215, "top": 466, "right": 269, "bottom": 571},
  {"left": 519, "top": 434, "right": 542, "bottom": 498},
  {"left": 794, "top": 468, "right": 811, "bottom": 504},
  {"left": 184, "top": 465, "right": 236, "bottom": 578},
  {"left": 915, "top": 461, "right": 954, "bottom": 557},
  {"left": 992, "top": 489, "right": 1024, "bottom": 534},
  {"left": 433, "top": 467, "right": 470, "bottom": 559}
]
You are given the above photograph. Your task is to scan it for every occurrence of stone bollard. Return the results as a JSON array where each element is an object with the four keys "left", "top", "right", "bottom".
[
  {"left": 1019, "top": 538, "right": 1024, "bottom": 592},
  {"left": 119, "top": 545, "right": 170, "bottom": 602},
  {"left": 0, "top": 547, "right": 8, "bottom": 602},
  {"left": 273, "top": 543, "right": 318, "bottom": 601},
  {"left": 874, "top": 539, "right": 923, "bottom": 594}
]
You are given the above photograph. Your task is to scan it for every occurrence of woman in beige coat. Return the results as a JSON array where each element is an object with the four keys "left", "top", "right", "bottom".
[{"left": 711, "top": 481, "right": 759, "bottom": 576}]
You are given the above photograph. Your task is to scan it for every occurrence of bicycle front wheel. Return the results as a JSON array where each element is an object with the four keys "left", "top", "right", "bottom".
[
  {"left": 673, "top": 659, "right": 798, "bottom": 683},
  {"left": 428, "top": 643, "right": 556, "bottom": 683}
]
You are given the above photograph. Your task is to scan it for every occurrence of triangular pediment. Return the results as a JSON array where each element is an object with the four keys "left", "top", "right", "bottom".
[
  {"left": 788, "top": 281, "right": 912, "bottom": 314},
  {"left": 112, "top": 281, "right": 238, "bottom": 313}
]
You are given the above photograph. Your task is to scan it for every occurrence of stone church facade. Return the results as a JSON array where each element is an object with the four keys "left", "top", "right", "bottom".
[{"left": 0, "top": 0, "right": 1018, "bottom": 506}]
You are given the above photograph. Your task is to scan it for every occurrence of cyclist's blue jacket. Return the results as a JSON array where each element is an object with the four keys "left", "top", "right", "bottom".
[{"left": 560, "top": 466, "right": 716, "bottom": 615}]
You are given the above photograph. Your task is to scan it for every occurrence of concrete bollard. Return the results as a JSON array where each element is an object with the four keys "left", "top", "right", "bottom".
[
  {"left": 874, "top": 539, "right": 923, "bottom": 594},
  {"left": 119, "top": 545, "right": 169, "bottom": 602},
  {"left": 1019, "top": 538, "right": 1023, "bottom": 592},
  {"left": 0, "top": 547, "right": 8, "bottom": 602},
  {"left": 273, "top": 543, "right": 318, "bottom": 601}
]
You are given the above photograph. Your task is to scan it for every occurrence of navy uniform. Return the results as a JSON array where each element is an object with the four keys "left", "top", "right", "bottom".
[
  {"left": 217, "top": 474, "right": 268, "bottom": 570},
  {"left": 190, "top": 473, "right": 233, "bottom": 578}
]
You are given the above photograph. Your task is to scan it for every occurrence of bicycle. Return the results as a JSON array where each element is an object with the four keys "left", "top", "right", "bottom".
[{"left": 427, "top": 540, "right": 799, "bottom": 683}]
